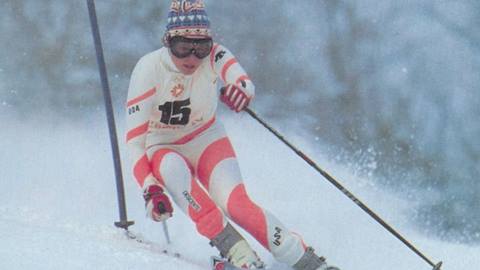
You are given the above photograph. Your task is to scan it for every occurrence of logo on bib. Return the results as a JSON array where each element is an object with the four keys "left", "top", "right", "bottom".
[{"left": 171, "top": 83, "right": 185, "bottom": 97}]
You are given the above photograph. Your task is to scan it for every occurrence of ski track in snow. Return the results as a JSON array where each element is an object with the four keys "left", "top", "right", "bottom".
[{"left": 0, "top": 112, "right": 478, "bottom": 270}]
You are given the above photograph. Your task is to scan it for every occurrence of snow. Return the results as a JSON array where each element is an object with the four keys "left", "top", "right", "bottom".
[{"left": 0, "top": 112, "right": 478, "bottom": 270}]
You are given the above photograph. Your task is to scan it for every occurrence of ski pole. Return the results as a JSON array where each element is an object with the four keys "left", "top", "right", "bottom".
[
  {"left": 87, "top": 0, "right": 134, "bottom": 230},
  {"left": 244, "top": 107, "right": 442, "bottom": 270},
  {"left": 162, "top": 220, "right": 172, "bottom": 244}
]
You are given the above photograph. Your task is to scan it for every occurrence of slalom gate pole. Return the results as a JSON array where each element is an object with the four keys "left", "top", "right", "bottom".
[
  {"left": 244, "top": 108, "right": 442, "bottom": 270},
  {"left": 87, "top": 0, "right": 134, "bottom": 230}
]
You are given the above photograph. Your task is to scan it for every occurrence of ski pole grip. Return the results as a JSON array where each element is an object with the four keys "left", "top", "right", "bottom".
[{"left": 158, "top": 202, "right": 167, "bottom": 214}]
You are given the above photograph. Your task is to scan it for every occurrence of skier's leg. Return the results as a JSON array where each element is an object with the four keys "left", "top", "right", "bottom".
[
  {"left": 151, "top": 147, "right": 263, "bottom": 268},
  {"left": 150, "top": 148, "right": 227, "bottom": 240},
  {"left": 196, "top": 137, "right": 308, "bottom": 267}
]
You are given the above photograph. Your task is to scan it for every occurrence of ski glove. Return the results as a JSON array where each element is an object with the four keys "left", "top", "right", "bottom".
[
  {"left": 143, "top": 185, "right": 173, "bottom": 222},
  {"left": 220, "top": 84, "right": 252, "bottom": 112}
]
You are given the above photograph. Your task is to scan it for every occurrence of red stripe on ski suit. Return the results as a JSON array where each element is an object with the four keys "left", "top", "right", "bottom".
[
  {"left": 197, "top": 137, "right": 236, "bottom": 191},
  {"left": 210, "top": 43, "right": 220, "bottom": 69},
  {"left": 173, "top": 117, "right": 216, "bottom": 145},
  {"left": 133, "top": 154, "right": 150, "bottom": 187},
  {"left": 227, "top": 184, "right": 269, "bottom": 250},
  {"left": 221, "top": 58, "right": 238, "bottom": 82},
  {"left": 127, "top": 87, "right": 156, "bottom": 107},
  {"left": 126, "top": 122, "right": 149, "bottom": 142}
]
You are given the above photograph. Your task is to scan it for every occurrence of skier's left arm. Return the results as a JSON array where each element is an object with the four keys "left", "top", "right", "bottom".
[{"left": 210, "top": 44, "right": 255, "bottom": 112}]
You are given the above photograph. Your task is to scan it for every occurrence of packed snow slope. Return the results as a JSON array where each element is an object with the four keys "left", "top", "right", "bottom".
[{"left": 0, "top": 112, "right": 478, "bottom": 270}]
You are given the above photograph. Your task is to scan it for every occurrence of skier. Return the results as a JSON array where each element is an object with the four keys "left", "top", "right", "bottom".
[{"left": 126, "top": 1, "right": 340, "bottom": 269}]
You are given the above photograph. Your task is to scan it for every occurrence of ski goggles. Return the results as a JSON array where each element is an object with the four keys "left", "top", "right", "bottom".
[{"left": 169, "top": 36, "right": 213, "bottom": 59}]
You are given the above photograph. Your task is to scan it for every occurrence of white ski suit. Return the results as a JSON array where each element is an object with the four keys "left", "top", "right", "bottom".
[{"left": 126, "top": 44, "right": 307, "bottom": 266}]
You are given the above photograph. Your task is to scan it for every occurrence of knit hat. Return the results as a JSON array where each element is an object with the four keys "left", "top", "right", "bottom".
[{"left": 165, "top": 0, "right": 212, "bottom": 39}]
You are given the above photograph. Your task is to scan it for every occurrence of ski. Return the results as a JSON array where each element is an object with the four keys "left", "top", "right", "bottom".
[
  {"left": 211, "top": 256, "right": 244, "bottom": 270},
  {"left": 124, "top": 230, "right": 207, "bottom": 268},
  {"left": 211, "top": 256, "right": 272, "bottom": 270},
  {"left": 124, "top": 230, "right": 275, "bottom": 270}
]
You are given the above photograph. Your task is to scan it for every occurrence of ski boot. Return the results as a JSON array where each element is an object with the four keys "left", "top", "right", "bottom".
[
  {"left": 292, "top": 247, "right": 340, "bottom": 270},
  {"left": 210, "top": 223, "right": 265, "bottom": 269}
]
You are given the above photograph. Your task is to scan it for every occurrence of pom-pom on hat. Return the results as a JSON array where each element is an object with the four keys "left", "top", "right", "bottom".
[{"left": 165, "top": 0, "right": 212, "bottom": 39}]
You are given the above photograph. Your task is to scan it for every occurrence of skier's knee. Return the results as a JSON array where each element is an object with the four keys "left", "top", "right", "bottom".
[
  {"left": 151, "top": 149, "right": 193, "bottom": 184},
  {"left": 195, "top": 206, "right": 225, "bottom": 239}
]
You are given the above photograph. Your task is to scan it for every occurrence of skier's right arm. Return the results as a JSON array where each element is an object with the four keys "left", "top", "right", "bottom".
[
  {"left": 126, "top": 56, "right": 174, "bottom": 222},
  {"left": 126, "top": 56, "right": 158, "bottom": 189}
]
